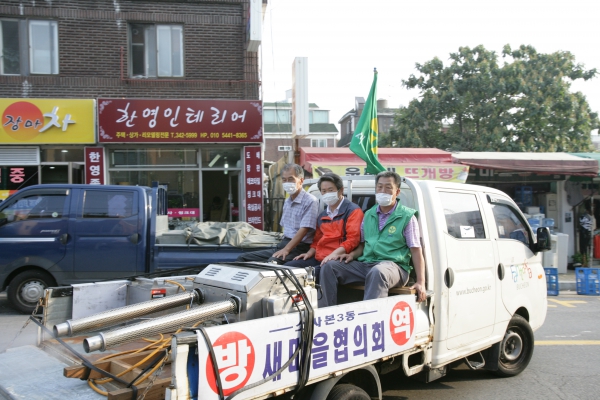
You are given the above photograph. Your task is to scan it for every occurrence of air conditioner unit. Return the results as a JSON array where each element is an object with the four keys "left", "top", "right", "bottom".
[{"left": 278, "top": 146, "right": 292, "bottom": 151}]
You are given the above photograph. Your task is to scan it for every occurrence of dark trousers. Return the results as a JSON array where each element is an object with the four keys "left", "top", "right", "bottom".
[
  {"left": 284, "top": 256, "right": 322, "bottom": 283},
  {"left": 236, "top": 238, "right": 311, "bottom": 264},
  {"left": 580, "top": 229, "right": 591, "bottom": 255}
]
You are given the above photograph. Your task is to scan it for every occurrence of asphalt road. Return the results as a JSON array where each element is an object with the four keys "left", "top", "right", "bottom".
[
  {"left": 1, "top": 291, "right": 599, "bottom": 399},
  {"left": 380, "top": 292, "right": 600, "bottom": 400}
]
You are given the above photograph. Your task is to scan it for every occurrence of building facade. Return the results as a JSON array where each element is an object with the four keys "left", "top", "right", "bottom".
[
  {"left": 262, "top": 101, "right": 338, "bottom": 163},
  {"left": 0, "top": 0, "right": 265, "bottom": 228},
  {"left": 337, "top": 97, "right": 397, "bottom": 147}
]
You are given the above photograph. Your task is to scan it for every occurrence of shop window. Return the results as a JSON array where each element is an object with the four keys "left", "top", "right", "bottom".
[
  {"left": 201, "top": 147, "right": 241, "bottom": 169},
  {"left": 110, "top": 148, "right": 197, "bottom": 167},
  {"left": 130, "top": 23, "right": 183, "bottom": 78},
  {"left": 439, "top": 191, "right": 486, "bottom": 239},
  {"left": 0, "top": 19, "right": 59, "bottom": 75}
]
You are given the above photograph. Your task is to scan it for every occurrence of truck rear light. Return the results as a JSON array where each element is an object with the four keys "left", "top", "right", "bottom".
[{"left": 151, "top": 288, "right": 167, "bottom": 298}]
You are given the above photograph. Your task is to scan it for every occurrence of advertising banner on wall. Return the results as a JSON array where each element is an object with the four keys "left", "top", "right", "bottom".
[
  {"left": 312, "top": 164, "right": 470, "bottom": 184},
  {"left": 84, "top": 147, "right": 105, "bottom": 185},
  {"left": 0, "top": 99, "right": 95, "bottom": 144},
  {"left": 98, "top": 99, "right": 262, "bottom": 144},
  {"left": 0, "top": 166, "right": 38, "bottom": 200},
  {"left": 244, "top": 146, "right": 263, "bottom": 230}
]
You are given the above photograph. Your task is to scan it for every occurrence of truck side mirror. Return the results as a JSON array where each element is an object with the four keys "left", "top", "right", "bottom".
[{"left": 536, "top": 227, "right": 552, "bottom": 251}]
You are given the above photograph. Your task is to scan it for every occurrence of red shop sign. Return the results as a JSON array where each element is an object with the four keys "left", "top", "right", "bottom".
[
  {"left": 98, "top": 99, "right": 262, "bottom": 143},
  {"left": 244, "top": 146, "right": 263, "bottom": 230},
  {"left": 85, "top": 147, "right": 105, "bottom": 185}
]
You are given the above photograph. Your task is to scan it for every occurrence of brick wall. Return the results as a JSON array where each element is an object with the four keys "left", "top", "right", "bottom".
[{"left": 0, "top": 0, "right": 259, "bottom": 99}]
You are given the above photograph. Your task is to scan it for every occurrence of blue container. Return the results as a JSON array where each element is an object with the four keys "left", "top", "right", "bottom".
[
  {"left": 515, "top": 186, "right": 533, "bottom": 207},
  {"left": 575, "top": 268, "right": 600, "bottom": 296},
  {"left": 544, "top": 267, "right": 559, "bottom": 296}
]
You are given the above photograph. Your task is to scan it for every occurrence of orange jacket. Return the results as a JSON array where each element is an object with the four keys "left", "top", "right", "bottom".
[{"left": 311, "top": 200, "right": 364, "bottom": 261}]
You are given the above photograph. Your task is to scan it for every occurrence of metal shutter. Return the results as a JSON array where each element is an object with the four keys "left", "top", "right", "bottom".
[{"left": 0, "top": 147, "right": 40, "bottom": 165}]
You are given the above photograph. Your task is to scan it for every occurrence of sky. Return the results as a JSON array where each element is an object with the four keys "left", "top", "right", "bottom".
[{"left": 260, "top": 0, "right": 600, "bottom": 134}]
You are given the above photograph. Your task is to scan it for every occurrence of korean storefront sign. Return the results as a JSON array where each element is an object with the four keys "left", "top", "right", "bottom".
[
  {"left": 0, "top": 99, "right": 95, "bottom": 144},
  {"left": 98, "top": 99, "right": 262, "bottom": 143},
  {"left": 244, "top": 146, "right": 263, "bottom": 230},
  {"left": 0, "top": 166, "right": 38, "bottom": 200},
  {"left": 313, "top": 164, "right": 470, "bottom": 184},
  {"left": 84, "top": 147, "right": 105, "bottom": 185}
]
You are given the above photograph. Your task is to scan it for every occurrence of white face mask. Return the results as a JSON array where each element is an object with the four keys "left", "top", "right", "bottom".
[
  {"left": 375, "top": 192, "right": 394, "bottom": 206},
  {"left": 322, "top": 192, "right": 340, "bottom": 206},
  {"left": 282, "top": 182, "right": 298, "bottom": 195}
]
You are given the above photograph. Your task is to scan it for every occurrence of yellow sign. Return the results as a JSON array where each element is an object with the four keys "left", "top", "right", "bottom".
[
  {"left": 313, "top": 165, "right": 470, "bottom": 184},
  {"left": 0, "top": 190, "right": 15, "bottom": 201},
  {"left": 0, "top": 98, "right": 95, "bottom": 144}
]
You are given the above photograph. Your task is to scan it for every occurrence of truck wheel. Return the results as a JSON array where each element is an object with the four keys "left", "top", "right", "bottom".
[
  {"left": 494, "top": 314, "right": 534, "bottom": 377},
  {"left": 7, "top": 270, "right": 56, "bottom": 314},
  {"left": 326, "top": 384, "right": 370, "bottom": 400}
]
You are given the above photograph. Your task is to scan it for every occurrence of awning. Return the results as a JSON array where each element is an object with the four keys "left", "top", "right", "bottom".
[
  {"left": 570, "top": 153, "right": 600, "bottom": 177},
  {"left": 300, "top": 147, "right": 454, "bottom": 171},
  {"left": 452, "top": 152, "right": 598, "bottom": 177}
]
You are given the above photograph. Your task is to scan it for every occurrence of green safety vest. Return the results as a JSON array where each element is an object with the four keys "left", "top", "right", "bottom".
[{"left": 359, "top": 203, "right": 417, "bottom": 273}]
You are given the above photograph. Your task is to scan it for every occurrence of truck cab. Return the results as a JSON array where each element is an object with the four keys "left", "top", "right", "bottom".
[{"left": 0, "top": 184, "right": 150, "bottom": 312}]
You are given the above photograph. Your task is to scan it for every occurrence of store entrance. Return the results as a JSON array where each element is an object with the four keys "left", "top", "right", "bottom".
[
  {"left": 41, "top": 162, "right": 84, "bottom": 184},
  {"left": 202, "top": 171, "right": 239, "bottom": 222}
]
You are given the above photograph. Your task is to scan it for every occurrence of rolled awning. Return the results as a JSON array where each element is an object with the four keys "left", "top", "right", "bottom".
[
  {"left": 452, "top": 152, "right": 598, "bottom": 177},
  {"left": 300, "top": 147, "right": 454, "bottom": 171}
]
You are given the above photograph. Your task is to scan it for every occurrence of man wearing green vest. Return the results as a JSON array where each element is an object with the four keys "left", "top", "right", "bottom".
[{"left": 319, "top": 171, "right": 426, "bottom": 307}]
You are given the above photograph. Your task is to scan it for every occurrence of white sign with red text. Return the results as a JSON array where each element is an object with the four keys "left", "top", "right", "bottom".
[{"left": 196, "top": 296, "right": 416, "bottom": 399}]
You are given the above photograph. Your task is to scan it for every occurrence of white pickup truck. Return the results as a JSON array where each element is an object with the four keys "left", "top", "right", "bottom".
[{"left": 3, "top": 177, "right": 552, "bottom": 400}]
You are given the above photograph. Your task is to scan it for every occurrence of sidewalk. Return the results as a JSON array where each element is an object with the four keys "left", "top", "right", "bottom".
[
  {"left": 558, "top": 260, "right": 599, "bottom": 292},
  {"left": 558, "top": 268, "right": 577, "bottom": 292}
]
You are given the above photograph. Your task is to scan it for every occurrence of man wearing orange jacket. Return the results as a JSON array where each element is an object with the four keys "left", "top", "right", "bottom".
[{"left": 284, "top": 173, "right": 363, "bottom": 281}]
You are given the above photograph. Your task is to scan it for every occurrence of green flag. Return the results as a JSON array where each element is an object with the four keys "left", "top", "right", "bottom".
[{"left": 349, "top": 69, "right": 386, "bottom": 175}]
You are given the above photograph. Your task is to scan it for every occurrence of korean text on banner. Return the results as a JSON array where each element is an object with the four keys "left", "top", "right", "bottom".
[
  {"left": 1, "top": 98, "right": 95, "bottom": 144},
  {"left": 313, "top": 165, "right": 470, "bottom": 184},
  {"left": 244, "top": 146, "right": 263, "bottom": 230},
  {"left": 98, "top": 99, "right": 263, "bottom": 143},
  {"left": 196, "top": 296, "right": 416, "bottom": 400},
  {"left": 85, "top": 147, "right": 105, "bottom": 185}
]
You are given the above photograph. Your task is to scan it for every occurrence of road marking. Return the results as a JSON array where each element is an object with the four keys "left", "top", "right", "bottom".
[
  {"left": 535, "top": 341, "right": 600, "bottom": 345},
  {"left": 547, "top": 299, "right": 587, "bottom": 308},
  {"left": 547, "top": 304, "right": 557, "bottom": 307}
]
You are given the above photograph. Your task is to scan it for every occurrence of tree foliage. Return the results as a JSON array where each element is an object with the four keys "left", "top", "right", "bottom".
[{"left": 382, "top": 45, "right": 599, "bottom": 152}]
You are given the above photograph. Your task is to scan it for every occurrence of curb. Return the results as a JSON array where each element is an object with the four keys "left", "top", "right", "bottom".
[{"left": 559, "top": 281, "right": 576, "bottom": 291}]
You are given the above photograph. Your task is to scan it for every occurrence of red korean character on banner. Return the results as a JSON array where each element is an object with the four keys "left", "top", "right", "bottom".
[
  {"left": 206, "top": 332, "right": 255, "bottom": 396},
  {"left": 439, "top": 168, "right": 453, "bottom": 180}
]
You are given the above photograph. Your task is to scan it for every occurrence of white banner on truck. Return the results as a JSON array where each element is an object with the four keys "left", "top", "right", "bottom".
[{"left": 196, "top": 295, "right": 416, "bottom": 399}]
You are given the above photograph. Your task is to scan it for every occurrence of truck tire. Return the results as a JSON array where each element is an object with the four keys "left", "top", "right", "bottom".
[
  {"left": 7, "top": 270, "right": 56, "bottom": 314},
  {"left": 326, "top": 384, "right": 370, "bottom": 400},
  {"left": 494, "top": 314, "right": 534, "bottom": 377}
]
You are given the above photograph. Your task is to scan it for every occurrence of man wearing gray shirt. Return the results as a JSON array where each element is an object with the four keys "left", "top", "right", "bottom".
[{"left": 237, "top": 163, "right": 319, "bottom": 264}]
